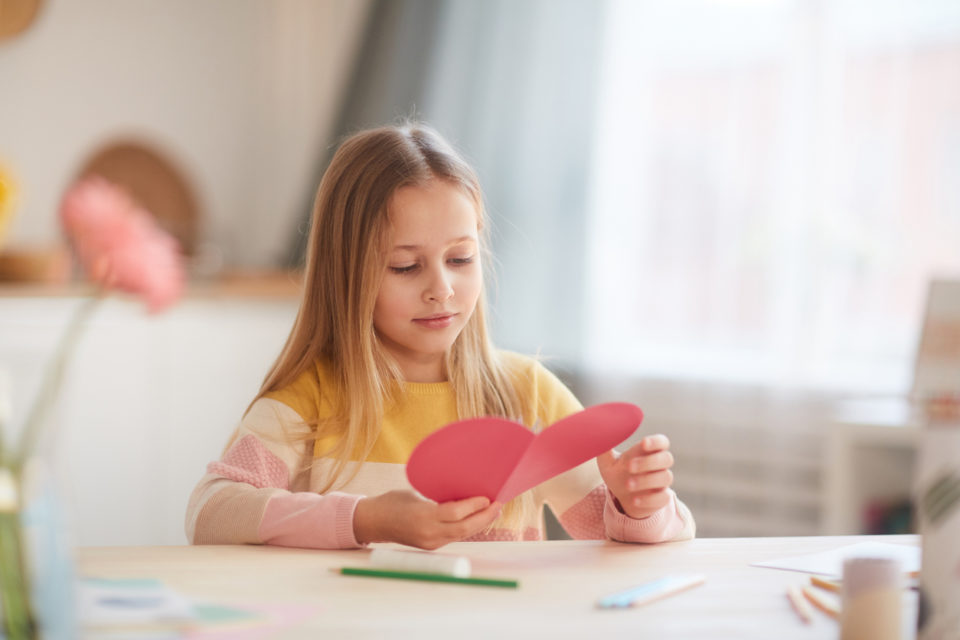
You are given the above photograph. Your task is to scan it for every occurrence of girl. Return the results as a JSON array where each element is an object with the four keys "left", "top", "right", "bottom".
[{"left": 185, "top": 123, "right": 694, "bottom": 549}]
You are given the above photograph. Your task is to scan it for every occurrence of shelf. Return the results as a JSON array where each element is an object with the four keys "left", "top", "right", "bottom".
[
  {"left": 0, "top": 269, "right": 304, "bottom": 300},
  {"left": 823, "top": 399, "right": 922, "bottom": 535}
]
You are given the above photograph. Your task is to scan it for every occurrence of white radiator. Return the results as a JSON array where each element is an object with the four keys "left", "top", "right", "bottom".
[{"left": 569, "top": 372, "right": 837, "bottom": 538}]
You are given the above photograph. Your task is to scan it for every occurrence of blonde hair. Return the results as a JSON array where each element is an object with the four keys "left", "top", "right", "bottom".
[{"left": 250, "top": 123, "right": 533, "bottom": 529}]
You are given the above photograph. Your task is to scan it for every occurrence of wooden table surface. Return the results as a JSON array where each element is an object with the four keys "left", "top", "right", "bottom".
[{"left": 78, "top": 535, "right": 919, "bottom": 639}]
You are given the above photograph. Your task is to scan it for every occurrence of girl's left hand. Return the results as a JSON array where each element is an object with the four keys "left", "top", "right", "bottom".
[{"left": 597, "top": 434, "right": 675, "bottom": 520}]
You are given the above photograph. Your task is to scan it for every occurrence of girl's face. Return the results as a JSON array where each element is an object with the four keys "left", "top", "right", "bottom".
[{"left": 374, "top": 179, "right": 483, "bottom": 383}]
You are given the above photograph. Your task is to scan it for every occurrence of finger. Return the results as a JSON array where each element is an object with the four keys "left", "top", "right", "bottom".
[
  {"left": 627, "top": 450, "right": 674, "bottom": 474},
  {"left": 630, "top": 488, "right": 672, "bottom": 512},
  {"left": 626, "top": 469, "right": 674, "bottom": 492},
  {"left": 436, "top": 496, "right": 491, "bottom": 522},
  {"left": 640, "top": 434, "right": 670, "bottom": 453},
  {"left": 596, "top": 449, "right": 618, "bottom": 470},
  {"left": 456, "top": 501, "right": 503, "bottom": 535},
  {"left": 618, "top": 436, "right": 668, "bottom": 460}
]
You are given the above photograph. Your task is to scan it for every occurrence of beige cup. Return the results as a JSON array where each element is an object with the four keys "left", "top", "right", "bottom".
[{"left": 841, "top": 556, "right": 902, "bottom": 640}]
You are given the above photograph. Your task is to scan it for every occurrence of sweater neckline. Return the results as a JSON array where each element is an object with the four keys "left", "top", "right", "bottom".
[{"left": 401, "top": 380, "right": 453, "bottom": 395}]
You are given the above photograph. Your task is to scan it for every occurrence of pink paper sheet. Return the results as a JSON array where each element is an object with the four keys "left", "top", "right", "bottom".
[{"left": 406, "top": 402, "right": 643, "bottom": 503}]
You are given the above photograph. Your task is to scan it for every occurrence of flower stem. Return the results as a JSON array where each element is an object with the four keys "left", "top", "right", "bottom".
[
  {"left": 0, "top": 469, "right": 35, "bottom": 639},
  {"left": 8, "top": 295, "right": 101, "bottom": 474}
]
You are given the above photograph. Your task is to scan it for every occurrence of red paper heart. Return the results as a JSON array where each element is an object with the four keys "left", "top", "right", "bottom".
[{"left": 406, "top": 402, "right": 643, "bottom": 503}]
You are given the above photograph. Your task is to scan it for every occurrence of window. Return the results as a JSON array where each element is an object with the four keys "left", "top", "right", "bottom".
[{"left": 586, "top": 0, "right": 960, "bottom": 393}]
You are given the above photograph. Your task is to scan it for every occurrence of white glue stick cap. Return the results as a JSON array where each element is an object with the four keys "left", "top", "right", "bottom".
[{"left": 369, "top": 548, "right": 472, "bottom": 578}]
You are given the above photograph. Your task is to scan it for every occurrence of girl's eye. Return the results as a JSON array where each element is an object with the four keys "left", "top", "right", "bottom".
[
  {"left": 449, "top": 256, "right": 474, "bottom": 266},
  {"left": 389, "top": 264, "right": 419, "bottom": 274}
]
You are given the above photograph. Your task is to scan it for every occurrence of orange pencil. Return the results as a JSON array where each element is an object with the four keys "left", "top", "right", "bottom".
[
  {"left": 802, "top": 585, "right": 840, "bottom": 620},
  {"left": 786, "top": 585, "right": 814, "bottom": 624},
  {"left": 810, "top": 575, "right": 841, "bottom": 593}
]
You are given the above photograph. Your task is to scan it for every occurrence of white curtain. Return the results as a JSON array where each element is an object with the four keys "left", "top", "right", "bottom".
[{"left": 585, "top": 0, "right": 960, "bottom": 394}]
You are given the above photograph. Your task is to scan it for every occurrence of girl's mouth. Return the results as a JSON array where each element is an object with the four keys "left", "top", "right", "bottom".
[{"left": 414, "top": 314, "right": 456, "bottom": 329}]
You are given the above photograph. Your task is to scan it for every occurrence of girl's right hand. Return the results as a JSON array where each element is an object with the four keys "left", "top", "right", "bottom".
[{"left": 353, "top": 490, "right": 501, "bottom": 550}]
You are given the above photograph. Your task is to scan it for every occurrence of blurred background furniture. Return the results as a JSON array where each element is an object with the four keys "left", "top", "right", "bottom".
[
  {"left": 823, "top": 280, "right": 960, "bottom": 535},
  {"left": 823, "top": 398, "right": 920, "bottom": 534},
  {"left": 0, "top": 287, "right": 299, "bottom": 546}
]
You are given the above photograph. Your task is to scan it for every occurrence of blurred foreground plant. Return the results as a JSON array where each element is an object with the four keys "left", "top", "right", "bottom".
[
  {"left": 0, "top": 175, "right": 185, "bottom": 639},
  {"left": 0, "top": 162, "right": 17, "bottom": 248}
]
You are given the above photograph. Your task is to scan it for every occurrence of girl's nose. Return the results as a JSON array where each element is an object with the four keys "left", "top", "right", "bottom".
[{"left": 424, "top": 268, "right": 454, "bottom": 303}]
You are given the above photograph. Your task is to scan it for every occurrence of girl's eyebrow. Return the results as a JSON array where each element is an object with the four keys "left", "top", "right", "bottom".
[{"left": 392, "top": 235, "right": 477, "bottom": 251}]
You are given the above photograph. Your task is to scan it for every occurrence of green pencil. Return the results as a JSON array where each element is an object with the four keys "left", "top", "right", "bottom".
[{"left": 334, "top": 566, "right": 519, "bottom": 588}]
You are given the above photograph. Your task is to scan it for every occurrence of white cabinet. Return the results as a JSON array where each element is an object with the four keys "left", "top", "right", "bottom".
[{"left": 0, "top": 293, "right": 298, "bottom": 546}]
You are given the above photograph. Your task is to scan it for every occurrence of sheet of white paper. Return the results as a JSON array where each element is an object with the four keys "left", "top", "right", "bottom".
[
  {"left": 750, "top": 542, "right": 921, "bottom": 577},
  {"left": 78, "top": 578, "right": 196, "bottom": 628}
]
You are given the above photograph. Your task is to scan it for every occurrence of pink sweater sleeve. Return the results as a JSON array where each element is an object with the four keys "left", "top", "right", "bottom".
[
  {"left": 188, "top": 430, "right": 365, "bottom": 549},
  {"left": 259, "top": 491, "right": 364, "bottom": 549},
  {"left": 603, "top": 489, "right": 694, "bottom": 543},
  {"left": 558, "top": 485, "right": 695, "bottom": 543}
]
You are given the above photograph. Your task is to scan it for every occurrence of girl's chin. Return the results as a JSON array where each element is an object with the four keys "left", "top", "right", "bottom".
[{"left": 377, "top": 326, "right": 467, "bottom": 361}]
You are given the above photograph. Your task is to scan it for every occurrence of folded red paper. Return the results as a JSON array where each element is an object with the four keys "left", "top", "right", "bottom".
[{"left": 406, "top": 403, "right": 643, "bottom": 503}]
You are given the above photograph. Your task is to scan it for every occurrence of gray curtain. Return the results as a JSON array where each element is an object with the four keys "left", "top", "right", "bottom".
[{"left": 290, "top": 0, "right": 606, "bottom": 368}]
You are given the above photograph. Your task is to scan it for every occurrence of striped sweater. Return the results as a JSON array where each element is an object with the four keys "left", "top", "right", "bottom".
[{"left": 185, "top": 351, "right": 694, "bottom": 548}]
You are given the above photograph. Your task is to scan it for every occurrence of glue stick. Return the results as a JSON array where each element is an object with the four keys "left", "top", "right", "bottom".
[{"left": 369, "top": 548, "right": 472, "bottom": 578}]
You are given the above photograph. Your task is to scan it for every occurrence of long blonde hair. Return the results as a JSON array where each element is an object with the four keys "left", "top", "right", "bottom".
[{"left": 251, "top": 123, "right": 533, "bottom": 526}]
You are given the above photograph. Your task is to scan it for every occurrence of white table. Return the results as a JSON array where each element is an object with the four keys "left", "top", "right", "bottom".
[{"left": 78, "top": 535, "right": 919, "bottom": 639}]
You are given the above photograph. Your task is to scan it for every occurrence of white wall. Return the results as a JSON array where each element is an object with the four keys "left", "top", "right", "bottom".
[
  {"left": 0, "top": 0, "right": 370, "bottom": 267},
  {"left": 1, "top": 295, "right": 299, "bottom": 546}
]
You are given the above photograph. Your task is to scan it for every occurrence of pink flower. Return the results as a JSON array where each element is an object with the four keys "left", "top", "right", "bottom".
[{"left": 59, "top": 176, "right": 185, "bottom": 312}]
